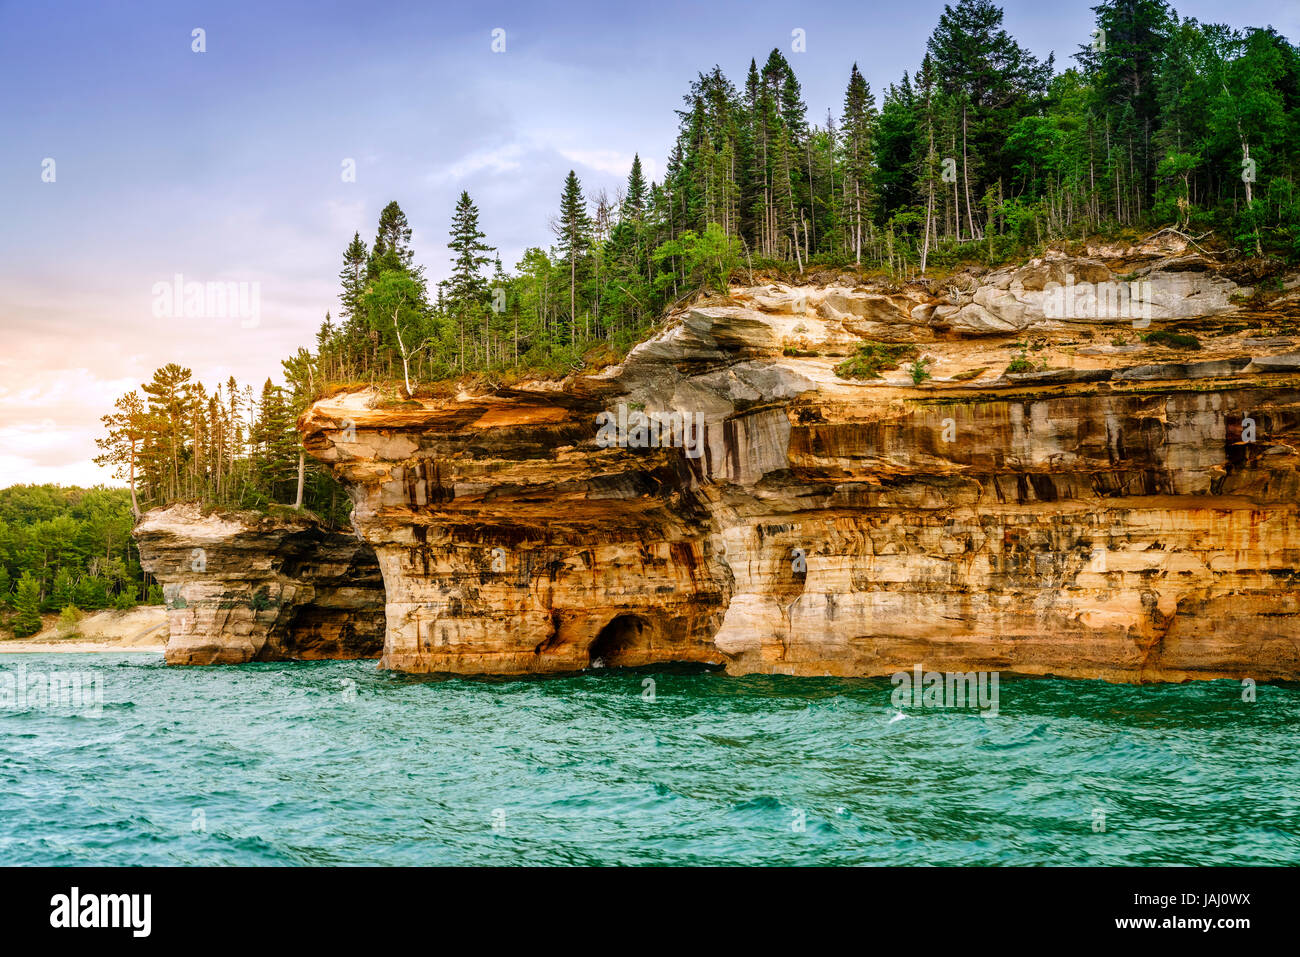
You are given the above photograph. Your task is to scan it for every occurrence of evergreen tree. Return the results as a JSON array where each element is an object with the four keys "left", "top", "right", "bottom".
[
  {"left": 1077, "top": 0, "right": 1174, "bottom": 213},
  {"left": 625, "top": 154, "right": 648, "bottom": 218},
  {"left": 339, "top": 232, "right": 369, "bottom": 320},
  {"left": 446, "top": 191, "right": 494, "bottom": 369},
  {"left": 13, "top": 572, "right": 41, "bottom": 637},
  {"left": 369, "top": 201, "right": 416, "bottom": 276},
  {"left": 50, "top": 567, "right": 75, "bottom": 612},
  {"left": 927, "top": 0, "right": 1054, "bottom": 236},
  {"left": 93, "top": 390, "right": 146, "bottom": 518},
  {"left": 874, "top": 75, "right": 919, "bottom": 226},
  {"left": 841, "top": 63, "right": 878, "bottom": 263},
  {"left": 140, "top": 364, "right": 194, "bottom": 502},
  {"left": 553, "top": 171, "right": 592, "bottom": 341}
]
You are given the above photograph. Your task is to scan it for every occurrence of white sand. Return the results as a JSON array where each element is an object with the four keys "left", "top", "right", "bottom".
[{"left": 1, "top": 606, "right": 167, "bottom": 654}]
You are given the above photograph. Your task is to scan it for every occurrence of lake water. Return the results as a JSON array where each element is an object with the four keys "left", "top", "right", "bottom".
[{"left": 1, "top": 653, "right": 1296, "bottom": 865}]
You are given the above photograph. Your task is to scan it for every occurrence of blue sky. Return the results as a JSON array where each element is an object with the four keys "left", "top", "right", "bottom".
[{"left": 1, "top": 0, "right": 1296, "bottom": 485}]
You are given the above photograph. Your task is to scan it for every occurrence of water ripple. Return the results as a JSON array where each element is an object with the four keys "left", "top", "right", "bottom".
[{"left": 0, "top": 655, "right": 1297, "bottom": 865}]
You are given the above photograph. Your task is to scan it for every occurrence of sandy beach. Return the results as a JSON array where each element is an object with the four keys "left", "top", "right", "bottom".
[
  {"left": 0, "top": 606, "right": 167, "bottom": 654},
  {"left": 0, "top": 639, "right": 165, "bottom": 653}
]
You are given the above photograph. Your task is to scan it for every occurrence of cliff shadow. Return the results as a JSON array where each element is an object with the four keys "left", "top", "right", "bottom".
[{"left": 588, "top": 614, "right": 650, "bottom": 668}]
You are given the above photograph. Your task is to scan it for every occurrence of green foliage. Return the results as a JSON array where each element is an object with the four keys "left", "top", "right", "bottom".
[
  {"left": 292, "top": 8, "right": 1299, "bottom": 396},
  {"left": 12, "top": 572, "right": 42, "bottom": 637},
  {"left": 0, "top": 486, "right": 150, "bottom": 634},
  {"left": 835, "top": 342, "right": 919, "bottom": 380},
  {"left": 369, "top": 201, "right": 415, "bottom": 277},
  {"left": 1142, "top": 330, "right": 1202, "bottom": 350},
  {"left": 1006, "top": 350, "right": 1035, "bottom": 374},
  {"left": 48, "top": 567, "right": 74, "bottom": 613},
  {"left": 652, "top": 224, "right": 740, "bottom": 294},
  {"left": 908, "top": 358, "right": 933, "bottom": 384},
  {"left": 97, "top": 351, "right": 351, "bottom": 523}
]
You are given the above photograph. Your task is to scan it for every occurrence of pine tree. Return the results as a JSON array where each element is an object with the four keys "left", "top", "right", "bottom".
[
  {"left": 927, "top": 0, "right": 1054, "bottom": 237},
  {"left": 51, "top": 567, "right": 75, "bottom": 611},
  {"left": 447, "top": 191, "right": 494, "bottom": 369},
  {"left": 553, "top": 171, "right": 592, "bottom": 342},
  {"left": 93, "top": 390, "right": 147, "bottom": 518},
  {"left": 874, "top": 75, "right": 919, "bottom": 230},
  {"left": 369, "top": 201, "right": 415, "bottom": 277},
  {"left": 841, "top": 63, "right": 878, "bottom": 263},
  {"left": 13, "top": 572, "right": 42, "bottom": 637},
  {"left": 339, "top": 232, "right": 369, "bottom": 316},
  {"left": 1077, "top": 0, "right": 1173, "bottom": 210},
  {"left": 251, "top": 380, "right": 299, "bottom": 501},
  {"left": 625, "top": 154, "right": 648, "bottom": 219},
  {"left": 140, "top": 363, "right": 195, "bottom": 502}
]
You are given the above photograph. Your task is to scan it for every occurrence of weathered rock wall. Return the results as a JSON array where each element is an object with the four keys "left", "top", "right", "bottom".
[
  {"left": 300, "top": 240, "right": 1300, "bottom": 681},
  {"left": 134, "top": 504, "right": 385, "bottom": 665}
]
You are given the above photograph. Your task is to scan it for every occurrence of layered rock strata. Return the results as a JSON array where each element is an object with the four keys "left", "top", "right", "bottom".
[
  {"left": 134, "top": 503, "right": 385, "bottom": 665},
  {"left": 301, "top": 238, "right": 1300, "bottom": 681}
]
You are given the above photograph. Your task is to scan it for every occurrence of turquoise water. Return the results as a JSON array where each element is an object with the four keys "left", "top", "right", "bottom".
[{"left": 1, "top": 653, "right": 1297, "bottom": 866}]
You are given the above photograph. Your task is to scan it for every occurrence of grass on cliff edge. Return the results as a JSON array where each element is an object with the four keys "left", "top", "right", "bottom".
[{"left": 315, "top": 342, "right": 630, "bottom": 406}]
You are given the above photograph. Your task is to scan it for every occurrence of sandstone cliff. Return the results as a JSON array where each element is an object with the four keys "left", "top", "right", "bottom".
[
  {"left": 135, "top": 504, "right": 385, "bottom": 665},
  {"left": 300, "top": 237, "right": 1300, "bottom": 681}
]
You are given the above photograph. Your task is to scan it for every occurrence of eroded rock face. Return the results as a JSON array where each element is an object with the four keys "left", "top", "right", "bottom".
[
  {"left": 134, "top": 504, "right": 385, "bottom": 665},
  {"left": 301, "top": 246, "right": 1300, "bottom": 682}
]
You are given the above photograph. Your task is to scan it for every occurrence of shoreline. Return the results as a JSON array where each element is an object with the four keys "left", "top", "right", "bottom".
[
  {"left": 1, "top": 606, "right": 169, "bottom": 655},
  {"left": 0, "top": 640, "right": 165, "bottom": 654}
]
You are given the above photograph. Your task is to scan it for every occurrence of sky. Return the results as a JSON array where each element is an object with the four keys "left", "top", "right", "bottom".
[{"left": 2, "top": 0, "right": 1297, "bottom": 487}]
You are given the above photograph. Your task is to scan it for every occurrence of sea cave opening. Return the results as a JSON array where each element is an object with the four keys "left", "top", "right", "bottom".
[{"left": 587, "top": 614, "right": 651, "bottom": 669}]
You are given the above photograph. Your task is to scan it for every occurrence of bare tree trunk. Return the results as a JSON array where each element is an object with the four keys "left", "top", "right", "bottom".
[
  {"left": 128, "top": 440, "right": 140, "bottom": 520},
  {"left": 293, "top": 450, "right": 305, "bottom": 510},
  {"left": 962, "top": 102, "right": 977, "bottom": 240}
]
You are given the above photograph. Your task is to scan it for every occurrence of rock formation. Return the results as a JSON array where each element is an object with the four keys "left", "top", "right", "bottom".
[
  {"left": 300, "top": 236, "right": 1300, "bottom": 681},
  {"left": 134, "top": 503, "right": 385, "bottom": 665}
]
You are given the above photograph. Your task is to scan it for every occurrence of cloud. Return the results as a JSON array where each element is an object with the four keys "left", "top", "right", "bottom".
[
  {"left": 429, "top": 142, "right": 529, "bottom": 184},
  {"left": 427, "top": 136, "right": 658, "bottom": 191},
  {"left": 0, "top": 419, "right": 117, "bottom": 488},
  {"left": 0, "top": 368, "right": 141, "bottom": 487},
  {"left": 558, "top": 148, "right": 656, "bottom": 183}
]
